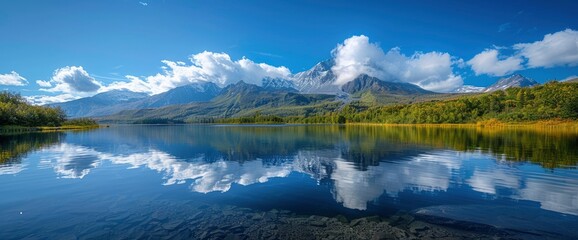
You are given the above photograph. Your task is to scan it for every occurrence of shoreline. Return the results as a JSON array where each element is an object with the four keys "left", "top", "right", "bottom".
[
  {"left": 346, "top": 119, "right": 578, "bottom": 128},
  {"left": 0, "top": 125, "right": 100, "bottom": 135}
]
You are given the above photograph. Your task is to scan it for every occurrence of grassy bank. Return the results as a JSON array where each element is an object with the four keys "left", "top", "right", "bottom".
[{"left": 0, "top": 124, "right": 99, "bottom": 135}]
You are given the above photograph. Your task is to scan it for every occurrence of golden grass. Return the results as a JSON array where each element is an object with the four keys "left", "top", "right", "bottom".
[{"left": 346, "top": 119, "right": 578, "bottom": 135}]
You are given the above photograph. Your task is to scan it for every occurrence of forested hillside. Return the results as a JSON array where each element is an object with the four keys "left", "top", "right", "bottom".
[
  {"left": 275, "top": 81, "right": 578, "bottom": 124},
  {"left": 292, "top": 81, "right": 578, "bottom": 124}
]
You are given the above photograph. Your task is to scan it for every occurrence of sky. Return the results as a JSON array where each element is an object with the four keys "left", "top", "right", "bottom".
[{"left": 1, "top": 0, "right": 577, "bottom": 104}]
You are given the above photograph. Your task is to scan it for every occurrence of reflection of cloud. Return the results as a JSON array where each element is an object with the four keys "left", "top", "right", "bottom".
[
  {"left": 39, "top": 144, "right": 101, "bottom": 179},
  {"left": 0, "top": 163, "right": 26, "bottom": 175},
  {"left": 107, "top": 150, "right": 292, "bottom": 193},
  {"left": 33, "top": 143, "right": 578, "bottom": 215},
  {"left": 519, "top": 178, "right": 578, "bottom": 216},
  {"left": 38, "top": 144, "right": 291, "bottom": 192},
  {"left": 468, "top": 168, "right": 521, "bottom": 195},
  {"left": 468, "top": 165, "right": 578, "bottom": 215},
  {"left": 328, "top": 151, "right": 461, "bottom": 210}
]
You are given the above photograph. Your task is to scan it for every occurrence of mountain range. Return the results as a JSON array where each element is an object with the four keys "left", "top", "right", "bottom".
[{"left": 49, "top": 60, "right": 544, "bottom": 120}]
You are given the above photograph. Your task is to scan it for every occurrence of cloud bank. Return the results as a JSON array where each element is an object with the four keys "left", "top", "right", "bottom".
[
  {"left": 0, "top": 71, "right": 28, "bottom": 86},
  {"left": 331, "top": 35, "right": 464, "bottom": 92},
  {"left": 469, "top": 29, "right": 578, "bottom": 76},
  {"left": 113, "top": 51, "right": 291, "bottom": 95}
]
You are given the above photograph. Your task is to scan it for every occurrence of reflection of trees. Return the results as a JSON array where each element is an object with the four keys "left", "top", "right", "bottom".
[
  {"left": 81, "top": 125, "right": 339, "bottom": 163},
  {"left": 0, "top": 132, "right": 62, "bottom": 165},
  {"left": 66, "top": 125, "right": 578, "bottom": 169},
  {"left": 341, "top": 125, "right": 578, "bottom": 169}
]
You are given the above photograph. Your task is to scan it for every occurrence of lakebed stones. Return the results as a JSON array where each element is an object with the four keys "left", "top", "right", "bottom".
[{"left": 26, "top": 199, "right": 521, "bottom": 239}]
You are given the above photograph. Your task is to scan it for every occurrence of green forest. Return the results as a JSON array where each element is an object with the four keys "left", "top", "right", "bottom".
[
  {"left": 0, "top": 92, "right": 97, "bottom": 128},
  {"left": 221, "top": 81, "right": 578, "bottom": 124}
]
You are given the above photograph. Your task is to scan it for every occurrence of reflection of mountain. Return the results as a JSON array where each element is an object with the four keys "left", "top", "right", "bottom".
[
  {"left": 35, "top": 141, "right": 578, "bottom": 216},
  {"left": 62, "top": 125, "right": 578, "bottom": 169},
  {"left": 4, "top": 125, "right": 578, "bottom": 216},
  {"left": 0, "top": 132, "right": 62, "bottom": 175}
]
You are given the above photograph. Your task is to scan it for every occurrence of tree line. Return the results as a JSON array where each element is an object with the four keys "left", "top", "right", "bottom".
[{"left": 0, "top": 92, "right": 97, "bottom": 127}]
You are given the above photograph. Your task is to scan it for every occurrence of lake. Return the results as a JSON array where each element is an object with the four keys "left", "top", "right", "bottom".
[{"left": 1, "top": 124, "right": 577, "bottom": 239}]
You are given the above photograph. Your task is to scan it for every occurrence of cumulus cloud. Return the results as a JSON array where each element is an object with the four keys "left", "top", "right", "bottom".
[
  {"left": 29, "top": 66, "right": 103, "bottom": 104},
  {"left": 468, "top": 29, "right": 578, "bottom": 76},
  {"left": 514, "top": 29, "right": 578, "bottom": 68},
  {"left": 331, "top": 35, "right": 463, "bottom": 92},
  {"left": 0, "top": 71, "right": 28, "bottom": 86},
  {"left": 113, "top": 51, "right": 291, "bottom": 94},
  {"left": 41, "top": 66, "right": 102, "bottom": 93},
  {"left": 27, "top": 53, "right": 290, "bottom": 104},
  {"left": 36, "top": 80, "right": 52, "bottom": 87},
  {"left": 25, "top": 93, "right": 79, "bottom": 105},
  {"left": 467, "top": 49, "right": 524, "bottom": 76}
]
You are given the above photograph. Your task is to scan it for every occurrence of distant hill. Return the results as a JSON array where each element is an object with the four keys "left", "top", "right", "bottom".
[
  {"left": 99, "top": 81, "right": 338, "bottom": 123},
  {"left": 49, "top": 90, "right": 148, "bottom": 118},
  {"left": 50, "top": 82, "right": 221, "bottom": 118},
  {"left": 484, "top": 74, "right": 538, "bottom": 92},
  {"left": 128, "top": 82, "right": 221, "bottom": 108}
]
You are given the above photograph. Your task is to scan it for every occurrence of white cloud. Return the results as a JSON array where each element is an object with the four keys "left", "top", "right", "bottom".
[
  {"left": 468, "top": 29, "right": 578, "bottom": 76},
  {"left": 514, "top": 29, "right": 578, "bottom": 68},
  {"left": 331, "top": 35, "right": 463, "bottom": 92},
  {"left": 27, "top": 53, "right": 291, "bottom": 103},
  {"left": 100, "top": 75, "right": 151, "bottom": 94},
  {"left": 115, "top": 51, "right": 291, "bottom": 94},
  {"left": 41, "top": 66, "right": 102, "bottom": 93},
  {"left": 25, "top": 93, "right": 80, "bottom": 105},
  {"left": 0, "top": 71, "right": 28, "bottom": 86},
  {"left": 467, "top": 49, "right": 524, "bottom": 76},
  {"left": 36, "top": 80, "right": 52, "bottom": 87},
  {"left": 139, "top": 1, "right": 148, "bottom": 6}
]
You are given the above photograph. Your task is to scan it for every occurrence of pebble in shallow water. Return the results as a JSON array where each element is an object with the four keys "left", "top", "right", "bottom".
[{"left": 18, "top": 199, "right": 524, "bottom": 239}]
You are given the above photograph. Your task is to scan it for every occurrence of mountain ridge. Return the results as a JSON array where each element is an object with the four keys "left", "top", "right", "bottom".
[
  {"left": 99, "top": 81, "right": 338, "bottom": 123},
  {"left": 51, "top": 82, "right": 222, "bottom": 118}
]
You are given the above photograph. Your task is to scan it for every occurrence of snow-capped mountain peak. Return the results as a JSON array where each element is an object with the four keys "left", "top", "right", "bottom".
[
  {"left": 291, "top": 59, "right": 341, "bottom": 94},
  {"left": 484, "top": 74, "right": 538, "bottom": 92}
]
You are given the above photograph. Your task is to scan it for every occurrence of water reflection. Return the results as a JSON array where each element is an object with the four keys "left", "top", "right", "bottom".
[
  {"left": 3, "top": 125, "right": 578, "bottom": 216},
  {"left": 0, "top": 132, "right": 62, "bottom": 174},
  {"left": 469, "top": 165, "right": 578, "bottom": 215}
]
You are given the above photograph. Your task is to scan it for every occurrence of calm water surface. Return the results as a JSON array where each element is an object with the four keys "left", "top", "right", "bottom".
[{"left": 1, "top": 125, "right": 577, "bottom": 239}]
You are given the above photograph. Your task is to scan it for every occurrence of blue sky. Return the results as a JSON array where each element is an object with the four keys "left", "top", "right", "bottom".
[{"left": 1, "top": 0, "right": 577, "bottom": 103}]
